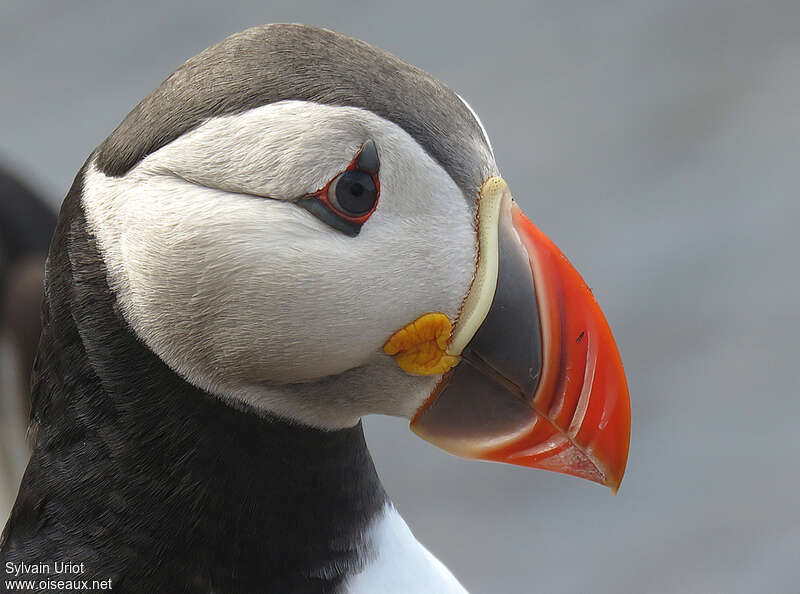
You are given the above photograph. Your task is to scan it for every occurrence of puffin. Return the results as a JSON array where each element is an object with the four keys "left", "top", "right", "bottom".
[
  {"left": 0, "top": 24, "right": 631, "bottom": 594},
  {"left": 0, "top": 168, "right": 55, "bottom": 521}
]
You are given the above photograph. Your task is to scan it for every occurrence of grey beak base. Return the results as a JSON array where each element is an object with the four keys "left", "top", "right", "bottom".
[{"left": 412, "top": 201, "right": 543, "bottom": 450}]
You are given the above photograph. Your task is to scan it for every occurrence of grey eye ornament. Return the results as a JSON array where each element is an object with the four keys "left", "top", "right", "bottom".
[{"left": 298, "top": 140, "right": 380, "bottom": 236}]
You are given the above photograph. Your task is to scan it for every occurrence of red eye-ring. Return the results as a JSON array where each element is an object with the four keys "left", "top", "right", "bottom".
[{"left": 298, "top": 141, "right": 381, "bottom": 237}]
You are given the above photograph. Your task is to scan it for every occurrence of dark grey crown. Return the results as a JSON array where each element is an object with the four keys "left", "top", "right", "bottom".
[{"left": 96, "top": 24, "right": 494, "bottom": 197}]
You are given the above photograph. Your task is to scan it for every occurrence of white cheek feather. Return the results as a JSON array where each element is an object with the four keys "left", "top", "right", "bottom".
[{"left": 82, "top": 101, "right": 484, "bottom": 428}]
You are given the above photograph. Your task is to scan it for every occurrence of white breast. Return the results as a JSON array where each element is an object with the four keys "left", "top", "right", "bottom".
[{"left": 346, "top": 503, "right": 469, "bottom": 594}]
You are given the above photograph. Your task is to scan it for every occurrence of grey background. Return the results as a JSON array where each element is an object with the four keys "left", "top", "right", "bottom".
[{"left": 2, "top": 1, "right": 799, "bottom": 592}]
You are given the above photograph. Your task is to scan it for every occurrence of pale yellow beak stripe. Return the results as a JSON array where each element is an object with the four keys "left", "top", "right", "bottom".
[
  {"left": 382, "top": 177, "right": 509, "bottom": 375},
  {"left": 447, "top": 176, "right": 509, "bottom": 356}
]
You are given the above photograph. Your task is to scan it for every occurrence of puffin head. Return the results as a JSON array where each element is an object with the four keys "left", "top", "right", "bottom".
[{"left": 80, "top": 24, "right": 630, "bottom": 491}]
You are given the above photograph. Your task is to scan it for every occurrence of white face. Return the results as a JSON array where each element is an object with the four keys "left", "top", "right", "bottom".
[{"left": 81, "top": 100, "right": 496, "bottom": 428}]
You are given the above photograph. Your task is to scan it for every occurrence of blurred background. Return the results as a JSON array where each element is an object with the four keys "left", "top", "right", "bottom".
[{"left": 1, "top": 1, "right": 798, "bottom": 592}]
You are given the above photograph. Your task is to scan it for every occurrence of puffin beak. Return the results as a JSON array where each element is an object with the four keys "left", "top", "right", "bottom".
[{"left": 386, "top": 178, "right": 630, "bottom": 492}]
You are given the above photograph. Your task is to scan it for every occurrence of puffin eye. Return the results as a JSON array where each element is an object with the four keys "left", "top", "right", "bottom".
[
  {"left": 297, "top": 141, "right": 381, "bottom": 237},
  {"left": 328, "top": 170, "right": 378, "bottom": 217}
]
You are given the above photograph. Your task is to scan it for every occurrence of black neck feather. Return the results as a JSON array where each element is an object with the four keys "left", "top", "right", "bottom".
[{"left": 1, "top": 167, "right": 386, "bottom": 594}]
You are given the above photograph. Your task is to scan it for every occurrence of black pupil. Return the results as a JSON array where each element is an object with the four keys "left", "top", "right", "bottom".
[{"left": 334, "top": 170, "right": 377, "bottom": 216}]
